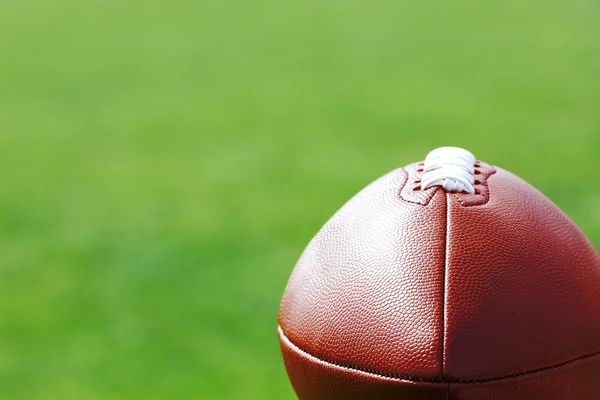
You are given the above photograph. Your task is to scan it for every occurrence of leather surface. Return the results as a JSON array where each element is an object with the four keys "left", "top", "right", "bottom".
[
  {"left": 444, "top": 167, "right": 600, "bottom": 381},
  {"left": 279, "top": 162, "right": 600, "bottom": 399},
  {"left": 449, "top": 351, "right": 600, "bottom": 400},
  {"left": 279, "top": 326, "right": 449, "bottom": 400},
  {"left": 279, "top": 168, "right": 447, "bottom": 380},
  {"left": 281, "top": 325, "right": 600, "bottom": 400}
]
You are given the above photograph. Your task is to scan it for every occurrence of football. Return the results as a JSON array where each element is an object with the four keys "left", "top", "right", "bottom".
[{"left": 278, "top": 147, "right": 600, "bottom": 399}]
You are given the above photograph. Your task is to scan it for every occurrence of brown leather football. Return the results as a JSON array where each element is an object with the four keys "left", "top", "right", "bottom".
[{"left": 278, "top": 147, "right": 600, "bottom": 399}]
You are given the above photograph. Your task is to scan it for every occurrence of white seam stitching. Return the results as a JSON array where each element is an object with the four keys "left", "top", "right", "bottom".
[{"left": 442, "top": 192, "right": 450, "bottom": 381}]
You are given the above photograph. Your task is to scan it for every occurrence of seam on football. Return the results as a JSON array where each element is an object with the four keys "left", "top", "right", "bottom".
[{"left": 279, "top": 326, "right": 600, "bottom": 385}]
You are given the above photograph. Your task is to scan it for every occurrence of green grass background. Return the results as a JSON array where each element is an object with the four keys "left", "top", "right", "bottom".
[{"left": 0, "top": 0, "right": 598, "bottom": 398}]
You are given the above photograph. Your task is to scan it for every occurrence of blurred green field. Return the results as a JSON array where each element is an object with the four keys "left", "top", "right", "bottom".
[{"left": 0, "top": 0, "right": 598, "bottom": 398}]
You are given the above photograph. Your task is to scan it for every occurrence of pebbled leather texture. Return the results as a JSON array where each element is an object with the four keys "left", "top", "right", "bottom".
[
  {"left": 281, "top": 324, "right": 600, "bottom": 399},
  {"left": 444, "top": 167, "right": 600, "bottom": 381},
  {"left": 279, "top": 326, "right": 448, "bottom": 400},
  {"left": 279, "top": 161, "right": 600, "bottom": 399},
  {"left": 280, "top": 168, "right": 447, "bottom": 380}
]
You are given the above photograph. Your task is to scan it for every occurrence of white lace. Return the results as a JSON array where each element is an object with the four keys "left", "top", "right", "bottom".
[{"left": 421, "top": 147, "right": 476, "bottom": 194}]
